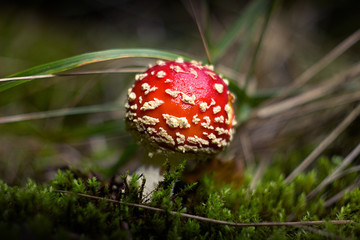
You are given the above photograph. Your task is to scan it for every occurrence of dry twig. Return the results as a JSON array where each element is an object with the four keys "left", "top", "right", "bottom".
[{"left": 53, "top": 189, "right": 354, "bottom": 228}]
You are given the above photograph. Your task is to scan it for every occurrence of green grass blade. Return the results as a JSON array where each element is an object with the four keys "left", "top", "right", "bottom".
[
  {"left": 228, "top": 80, "right": 277, "bottom": 124},
  {"left": 211, "top": 0, "right": 266, "bottom": 63},
  {"left": 233, "top": 19, "right": 258, "bottom": 72},
  {"left": 0, "top": 48, "right": 188, "bottom": 93},
  {"left": 1, "top": 47, "right": 251, "bottom": 124},
  {"left": 105, "top": 141, "right": 138, "bottom": 178},
  {"left": 244, "top": 0, "right": 277, "bottom": 90}
]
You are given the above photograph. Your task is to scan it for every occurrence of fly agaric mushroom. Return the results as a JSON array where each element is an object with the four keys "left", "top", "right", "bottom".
[{"left": 125, "top": 57, "right": 236, "bottom": 164}]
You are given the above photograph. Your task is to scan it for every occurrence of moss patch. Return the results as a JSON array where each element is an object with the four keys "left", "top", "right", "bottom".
[{"left": 1, "top": 157, "right": 359, "bottom": 239}]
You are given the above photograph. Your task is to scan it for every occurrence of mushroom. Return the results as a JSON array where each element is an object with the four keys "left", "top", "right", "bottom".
[
  {"left": 126, "top": 58, "right": 236, "bottom": 159},
  {"left": 125, "top": 57, "right": 236, "bottom": 192}
]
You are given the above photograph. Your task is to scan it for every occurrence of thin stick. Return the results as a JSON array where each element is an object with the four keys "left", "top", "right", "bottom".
[
  {"left": 307, "top": 143, "right": 360, "bottom": 200},
  {"left": 0, "top": 104, "right": 123, "bottom": 124},
  {"left": 53, "top": 189, "right": 354, "bottom": 227},
  {"left": 189, "top": 0, "right": 212, "bottom": 64},
  {"left": 285, "top": 104, "right": 360, "bottom": 183},
  {"left": 0, "top": 68, "right": 146, "bottom": 82}
]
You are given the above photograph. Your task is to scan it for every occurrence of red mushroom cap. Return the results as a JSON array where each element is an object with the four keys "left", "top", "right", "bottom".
[{"left": 125, "top": 58, "right": 236, "bottom": 160}]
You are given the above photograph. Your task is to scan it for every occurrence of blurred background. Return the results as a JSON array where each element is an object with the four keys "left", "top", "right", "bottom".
[{"left": 0, "top": 0, "right": 359, "bottom": 185}]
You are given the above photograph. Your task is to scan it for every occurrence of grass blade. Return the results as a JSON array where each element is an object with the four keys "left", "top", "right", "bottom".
[
  {"left": 244, "top": 0, "right": 277, "bottom": 90},
  {"left": 0, "top": 47, "right": 247, "bottom": 123},
  {"left": 233, "top": 19, "right": 258, "bottom": 72},
  {"left": 105, "top": 141, "right": 139, "bottom": 178},
  {"left": 211, "top": 0, "right": 266, "bottom": 63},
  {"left": 0, "top": 68, "right": 147, "bottom": 83},
  {"left": 0, "top": 48, "right": 188, "bottom": 92}
]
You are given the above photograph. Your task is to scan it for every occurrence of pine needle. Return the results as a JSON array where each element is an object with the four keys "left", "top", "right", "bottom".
[
  {"left": 307, "top": 143, "right": 360, "bottom": 200},
  {"left": 291, "top": 29, "right": 360, "bottom": 89},
  {"left": 324, "top": 179, "right": 360, "bottom": 208},
  {"left": 285, "top": 104, "right": 360, "bottom": 183},
  {"left": 267, "top": 28, "right": 360, "bottom": 101},
  {"left": 255, "top": 62, "right": 360, "bottom": 119}
]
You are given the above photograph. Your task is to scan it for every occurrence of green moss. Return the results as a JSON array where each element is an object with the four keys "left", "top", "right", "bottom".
[{"left": 0, "top": 156, "right": 359, "bottom": 239}]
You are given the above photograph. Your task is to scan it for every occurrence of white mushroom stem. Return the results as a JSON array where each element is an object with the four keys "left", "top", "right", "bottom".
[{"left": 129, "top": 165, "right": 164, "bottom": 198}]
